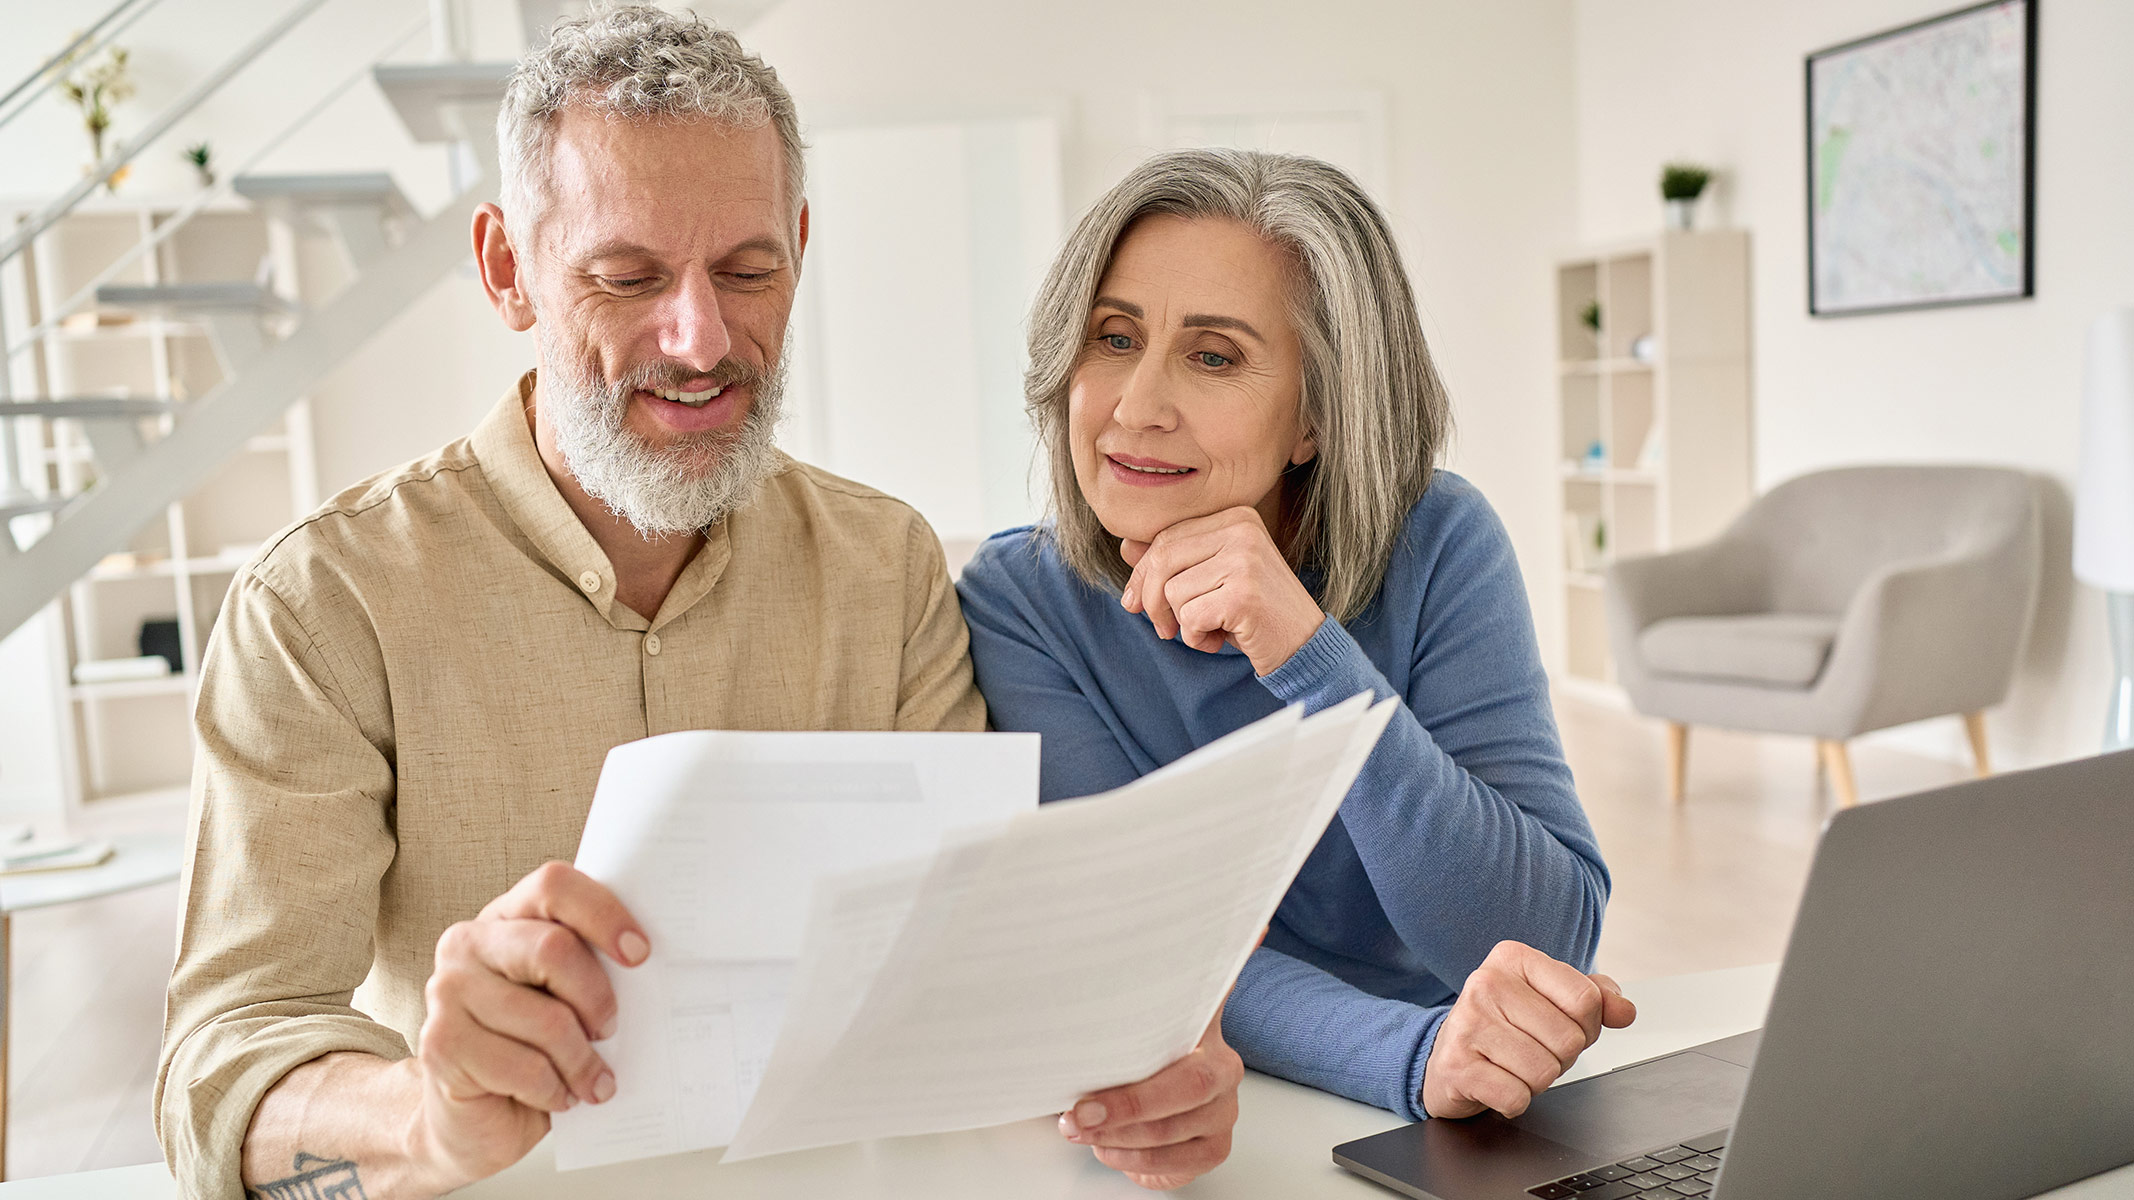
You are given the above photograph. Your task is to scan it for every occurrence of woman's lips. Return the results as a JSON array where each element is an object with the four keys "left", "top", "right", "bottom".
[{"left": 1104, "top": 453, "right": 1197, "bottom": 487}]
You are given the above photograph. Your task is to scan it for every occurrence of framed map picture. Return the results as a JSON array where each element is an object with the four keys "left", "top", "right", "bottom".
[{"left": 1806, "top": 0, "right": 2036, "bottom": 316}]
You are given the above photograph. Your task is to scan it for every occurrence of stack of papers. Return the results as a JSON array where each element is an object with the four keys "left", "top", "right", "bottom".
[
  {"left": 0, "top": 837, "right": 115, "bottom": 875},
  {"left": 556, "top": 694, "right": 1395, "bottom": 1169}
]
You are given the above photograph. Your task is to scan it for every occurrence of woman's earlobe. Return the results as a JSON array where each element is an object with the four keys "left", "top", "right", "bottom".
[{"left": 1291, "top": 433, "right": 1319, "bottom": 467}]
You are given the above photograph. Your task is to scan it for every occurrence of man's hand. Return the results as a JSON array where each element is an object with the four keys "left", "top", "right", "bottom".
[
  {"left": 1422, "top": 940, "right": 1635, "bottom": 1121},
  {"left": 1120, "top": 506, "right": 1326, "bottom": 676},
  {"left": 404, "top": 861, "right": 649, "bottom": 1192},
  {"left": 1059, "top": 1011, "right": 1244, "bottom": 1190}
]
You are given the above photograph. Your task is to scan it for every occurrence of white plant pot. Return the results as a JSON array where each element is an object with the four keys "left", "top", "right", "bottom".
[{"left": 1664, "top": 198, "right": 1697, "bottom": 231}]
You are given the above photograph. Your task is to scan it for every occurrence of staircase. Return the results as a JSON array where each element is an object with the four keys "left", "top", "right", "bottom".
[{"left": 0, "top": 3, "right": 517, "bottom": 643}]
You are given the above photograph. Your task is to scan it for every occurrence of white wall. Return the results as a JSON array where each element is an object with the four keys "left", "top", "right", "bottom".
[
  {"left": 1574, "top": 0, "right": 2134, "bottom": 767},
  {"left": 747, "top": 0, "right": 1581, "bottom": 654}
]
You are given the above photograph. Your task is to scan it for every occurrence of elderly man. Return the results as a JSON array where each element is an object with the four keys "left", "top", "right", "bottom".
[{"left": 155, "top": 9, "right": 1238, "bottom": 1199}]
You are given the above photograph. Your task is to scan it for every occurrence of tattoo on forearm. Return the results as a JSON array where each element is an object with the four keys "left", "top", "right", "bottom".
[{"left": 246, "top": 1152, "right": 369, "bottom": 1200}]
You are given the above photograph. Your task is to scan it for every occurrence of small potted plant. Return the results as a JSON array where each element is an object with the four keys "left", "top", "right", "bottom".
[
  {"left": 52, "top": 42, "right": 136, "bottom": 193},
  {"left": 1579, "top": 299, "right": 1602, "bottom": 350},
  {"left": 184, "top": 141, "right": 215, "bottom": 188},
  {"left": 1659, "top": 163, "right": 1712, "bottom": 231}
]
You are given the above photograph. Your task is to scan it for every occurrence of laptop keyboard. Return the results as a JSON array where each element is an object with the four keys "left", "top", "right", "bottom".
[{"left": 1525, "top": 1128, "right": 1729, "bottom": 1200}]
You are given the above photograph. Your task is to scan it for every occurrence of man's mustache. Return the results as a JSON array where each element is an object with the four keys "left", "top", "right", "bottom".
[{"left": 615, "top": 356, "right": 766, "bottom": 395}]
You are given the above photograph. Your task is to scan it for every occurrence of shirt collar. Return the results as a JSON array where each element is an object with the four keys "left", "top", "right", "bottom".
[{"left": 469, "top": 371, "right": 731, "bottom": 632}]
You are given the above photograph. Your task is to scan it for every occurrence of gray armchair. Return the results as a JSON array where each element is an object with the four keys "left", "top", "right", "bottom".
[{"left": 1605, "top": 466, "right": 2042, "bottom": 806}]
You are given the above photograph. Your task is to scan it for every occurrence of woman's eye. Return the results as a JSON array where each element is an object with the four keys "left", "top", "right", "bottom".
[
  {"left": 1197, "top": 351, "right": 1232, "bottom": 368},
  {"left": 1103, "top": 334, "right": 1134, "bottom": 351}
]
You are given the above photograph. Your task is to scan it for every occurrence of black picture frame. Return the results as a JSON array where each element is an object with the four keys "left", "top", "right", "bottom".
[{"left": 1805, "top": 0, "right": 2037, "bottom": 317}]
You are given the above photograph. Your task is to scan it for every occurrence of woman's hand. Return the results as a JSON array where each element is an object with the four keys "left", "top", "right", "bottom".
[
  {"left": 1059, "top": 1010, "right": 1244, "bottom": 1190},
  {"left": 1421, "top": 941, "right": 1636, "bottom": 1121},
  {"left": 1121, "top": 506, "right": 1325, "bottom": 676}
]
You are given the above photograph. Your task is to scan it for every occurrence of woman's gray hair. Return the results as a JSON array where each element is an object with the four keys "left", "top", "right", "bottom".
[
  {"left": 1026, "top": 148, "right": 1452, "bottom": 623},
  {"left": 497, "top": 4, "right": 805, "bottom": 242}
]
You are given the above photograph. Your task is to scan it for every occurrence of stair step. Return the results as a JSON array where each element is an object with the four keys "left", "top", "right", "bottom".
[
  {"left": 0, "top": 496, "right": 70, "bottom": 523},
  {"left": 373, "top": 61, "right": 513, "bottom": 145},
  {"left": 93, "top": 283, "right": 298, "bottom": 318},
  {"left": 234, "top": 172, "right": 412, "bottom": 215},
  {"left": 0, "top": 398, "right": 175, "bottom": 419}
]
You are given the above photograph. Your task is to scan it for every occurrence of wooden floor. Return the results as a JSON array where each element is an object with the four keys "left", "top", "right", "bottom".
[{"left": 1, "top": 693, "right": 1972, "bottom": 1180}]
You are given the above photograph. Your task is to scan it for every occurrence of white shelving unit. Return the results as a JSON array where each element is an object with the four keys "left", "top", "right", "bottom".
[
  {"left": 4, "top": 196, "right": 321, "bottom": 807},
  {"left": 1555, "top": 231, "right": 1753, "bottom": 688}
]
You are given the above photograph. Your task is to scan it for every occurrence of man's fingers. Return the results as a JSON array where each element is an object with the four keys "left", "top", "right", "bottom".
[
  {"left": 1591, "top": 974, "right": 1638, "bottom": 1029},
  {"left": 453, "top": 968, "right": 612, "bottom": 1105},
  {"left": 1070, "top": 1047, "right": 1240, "bottom": 1132},
  {"left": 444, "top": 917, "right": 619, "bottom": 1044},
  {"left": 421, "top": 1014, "right": 573, "bottom": 1113},
  {"left": 1091, "top": 1131, "right": 1233, "bottom": 1183},
  {"left": 480, "top": 861, "right": 649, "bottom": 969},
  {"left": 1074, "top": 1090, "right": 1237, "bottom": 1149}
]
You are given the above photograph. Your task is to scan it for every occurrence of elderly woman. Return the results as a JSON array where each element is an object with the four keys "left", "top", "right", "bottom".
[{"left": 957, "top": 148, "right": 1633, "bottom": 1186}]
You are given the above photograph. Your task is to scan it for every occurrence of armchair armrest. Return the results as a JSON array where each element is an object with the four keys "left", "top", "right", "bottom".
[
  {"left": 1605, "top": 538, "right": 1766, "bottom": 632},
  {"left": 1815, "top": 544, "right": 2040, "bottom": 735}
]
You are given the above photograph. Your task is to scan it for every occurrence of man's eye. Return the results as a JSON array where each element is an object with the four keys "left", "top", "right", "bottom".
[
  {"left": 605, "top": 277, "right": 652, "bottom": 289},
  {"left": 1103, "top": 334, "right": 1134, "bottom": 351},
  {"left": 1197, "top": 351, "right": 1232, "bottom": 368}
]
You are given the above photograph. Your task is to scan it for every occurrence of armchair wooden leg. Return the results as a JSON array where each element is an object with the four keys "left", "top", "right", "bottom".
[
  {"left": 1963, "top": 712, "right": 1992, "bottom": 778},
  {"left": 1665, "top": 722, "right": 1689, "bottom": 805},
  {"left": 1817, "top": 739, "right": 1859, "bottom": 809}
]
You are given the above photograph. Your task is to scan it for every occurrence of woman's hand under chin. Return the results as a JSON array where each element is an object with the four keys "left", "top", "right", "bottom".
[{"left": 1120, "top": 506, "right": 1327, "bottom": 676}]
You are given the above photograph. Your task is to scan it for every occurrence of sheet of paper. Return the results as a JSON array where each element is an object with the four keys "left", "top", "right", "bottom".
[
  {"left": 552, "top": 729, "right": 1039, "bottom": 1170},
  {"left": 723, "top": 694, "right": 1397, "bottom": 1161}
]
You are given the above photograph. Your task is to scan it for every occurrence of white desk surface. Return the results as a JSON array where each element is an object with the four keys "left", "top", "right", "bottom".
[
  {"left": 0, "top": 832, "right": 182, "bottom": 914},
  {"left": 7, "top": 963, "right": 2130, "bottom": 1198}
]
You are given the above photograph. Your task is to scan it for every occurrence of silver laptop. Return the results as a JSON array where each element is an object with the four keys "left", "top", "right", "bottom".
[{"left": 1333, "top": 748, "right": 2134, "bottom": 1200}]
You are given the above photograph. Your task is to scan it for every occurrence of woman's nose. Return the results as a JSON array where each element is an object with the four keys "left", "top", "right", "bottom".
[
  {"left": 1112, "top": 360, "right": 1178, "bottom": 432},
  {"left": 657, "top": 273, "right": 733, "bottom": 371}
]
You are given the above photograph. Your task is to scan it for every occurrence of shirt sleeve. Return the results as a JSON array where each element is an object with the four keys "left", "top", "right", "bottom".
[
  {"left": 156, "top": 569, "right": 412, "bottom": 1200},
  {"left": 893, "top": 516, "right": 988, "bottom": 733},
  {"left": 1223, "top": 945, "right": 1449, "bottom": 1119},
  {"left": 1255, "top": 505, "right": 1608, "bottom": 990}
]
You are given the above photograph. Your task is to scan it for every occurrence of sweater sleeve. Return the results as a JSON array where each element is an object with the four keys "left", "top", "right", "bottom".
[
  {"left": 1223, "top": 945, "right": 1449, "bottom": 1120},
  {"left": 956, "top": 537, "right": 1146, "bottom": 799},
  {"left": 1257, "top": 498, "right": 1609, "bottom": 987}
]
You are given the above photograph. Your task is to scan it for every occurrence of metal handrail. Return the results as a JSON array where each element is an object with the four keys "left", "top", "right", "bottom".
[
  {"left": 0, "top": 0, "right": 165, "bottom": 137},
  {"left": 0, "top": 0, "right": 160, "bottom": 136},
  {"left": 0, "top": 0, "right": 330, "bottom": 269},
  {"left": 3, "top": 12, "right": 430, "bottom": 363}
]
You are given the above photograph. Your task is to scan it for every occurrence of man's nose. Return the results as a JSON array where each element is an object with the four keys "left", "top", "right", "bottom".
[
  {"left": 1113, "top": 359, "right": 1178, "bottom": 432},
  {"left": 657, "top": 273, "right": 733, "bottom": 371}
]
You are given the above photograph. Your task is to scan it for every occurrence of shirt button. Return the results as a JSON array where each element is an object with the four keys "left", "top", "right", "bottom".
[
  {"left": 578, "top": 570, "right": 602, "bottom": 594},
  {"left": 644, "top": 632, "right": 662, "bottom": 656}
]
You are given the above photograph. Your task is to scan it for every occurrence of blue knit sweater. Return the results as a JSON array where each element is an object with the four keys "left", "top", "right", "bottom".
[{"left": 954, "top": 472, "right": 1608, "bottom": 1119}]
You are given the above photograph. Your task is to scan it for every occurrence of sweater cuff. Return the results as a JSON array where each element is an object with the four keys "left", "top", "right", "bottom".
[
  {"left": 1256, "top": 615, "right": 1386, "bottom": 708},
  {"left": 1405, "top": 1005, "right": 1453, "bottom": 1121}
]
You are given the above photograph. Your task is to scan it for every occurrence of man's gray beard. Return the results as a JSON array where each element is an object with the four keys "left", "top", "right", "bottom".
[{"left": 542, "top": 346, "right": 787, "bottom": 539}]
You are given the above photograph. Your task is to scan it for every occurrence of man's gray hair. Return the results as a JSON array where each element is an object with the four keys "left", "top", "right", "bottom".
[
  {"left": 1025, "top": 148, "right": 1452, "bottom": 623},
  {"left": 498, "top": 4, "right": 805, "bottom": 240}
]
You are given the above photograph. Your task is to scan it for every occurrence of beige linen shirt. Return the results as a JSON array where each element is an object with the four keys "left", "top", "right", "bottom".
[{"left": 156, "top": 374, "right": 985, "bottom": 1197}]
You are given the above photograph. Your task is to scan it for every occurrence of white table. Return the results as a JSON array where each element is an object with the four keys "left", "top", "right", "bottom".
[
  {"left": 0, "top": 831, "right": 183, "bottom": 1181},
  {"left": 5, "top": 963, "right": 2130, "bottom": 1198}
]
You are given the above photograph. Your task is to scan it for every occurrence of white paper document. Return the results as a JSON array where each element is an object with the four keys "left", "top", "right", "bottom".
[
  {"left": 722, "top": 693, "right": 1398, "bottom": 1161},
  {"left": 552, "top": 729, "right": 1040, "bottom": 1170}
]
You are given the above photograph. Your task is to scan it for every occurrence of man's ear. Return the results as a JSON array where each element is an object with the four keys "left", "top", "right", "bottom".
[
  {"left": 792, "top": 199, "right": 811, "bottom": 277},
  {"left": 473, "top": 203, "right": 537, "bottom": 332}
]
